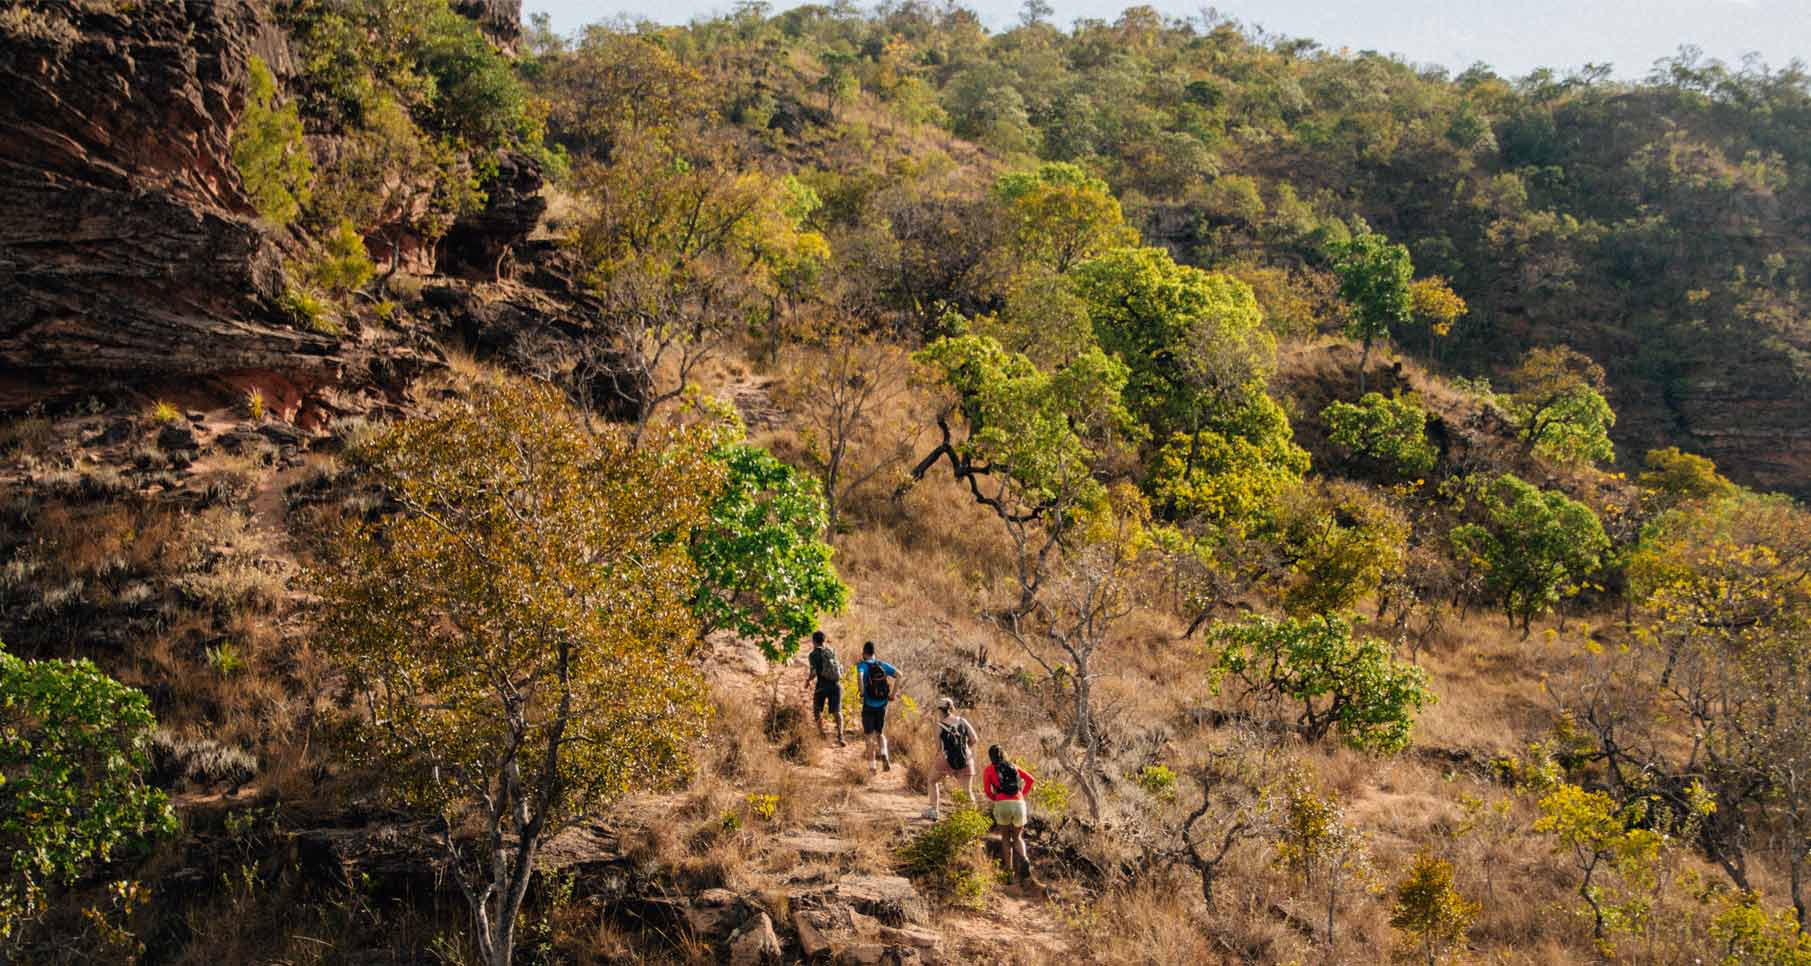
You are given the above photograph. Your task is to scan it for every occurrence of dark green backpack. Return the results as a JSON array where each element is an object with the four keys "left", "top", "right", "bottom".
[{"left": 810, "top": 646, "right": 842, "bottom": 684}]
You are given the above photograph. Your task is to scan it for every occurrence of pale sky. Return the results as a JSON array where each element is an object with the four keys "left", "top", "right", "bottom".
[{"left": 524, "top": 0, "right": 1811, "bottom": 80}]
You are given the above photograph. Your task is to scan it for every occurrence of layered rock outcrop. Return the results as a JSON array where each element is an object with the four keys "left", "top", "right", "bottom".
[{"left": 0, "top": 0, "right": 358, "bottom": 409}]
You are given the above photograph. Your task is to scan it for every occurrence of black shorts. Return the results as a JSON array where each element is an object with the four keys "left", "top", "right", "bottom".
[
  {"left": 861, "top": 704, "right": 888, "bottom": 735},
  {"left": 813, "top": 683, "right": 841, "bottom": 717}
]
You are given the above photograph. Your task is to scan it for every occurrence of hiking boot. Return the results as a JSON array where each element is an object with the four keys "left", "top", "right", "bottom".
[
  {"left": 836, "top": 737, "right": 848, "bottom": 748},
  {"left": 881, "top": 753, "right": 892, "bottom": 772}
]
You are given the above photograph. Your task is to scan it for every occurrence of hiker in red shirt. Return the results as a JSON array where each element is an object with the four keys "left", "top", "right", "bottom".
[{"left": 982, "top": 745, "right": 1036, "bottom": 885}]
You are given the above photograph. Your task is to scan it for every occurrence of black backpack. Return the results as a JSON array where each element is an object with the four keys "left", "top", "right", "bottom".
[
  {"left": 994, "top": 760, "right": 1021, "bottom": 797},
  {"left": 862, "top": 662, "right": 892, "bottom": 703},
  {"left": 939, "top": 720, "right": 970, "bottom": 770},
  {"left": 810, "top": 646, "right": 841, "bottom": 684}
]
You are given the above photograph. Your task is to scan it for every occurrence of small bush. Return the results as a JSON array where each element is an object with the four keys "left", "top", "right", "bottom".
[
  {"left": 242, "top": 388, "right": 266, "bottom": 421},
  {"left": 149, "top": 400, "right": 183, "bottom": 424},
  {"left": 231, "top": 56, "right": 313, "bottom": 225},
  {"left": 899, "top": 808, "right": 994, "bottom": 907},
  {"left": 304, "top": 220, "right": 376, "bottom": 295},
  {"left": 1321, "top": 392, "right": 1438, "bottom": 480},
  {"left": 1032, "top": 777, "right": 1071, "bottom": 817},
  {"left": 278, "top": 287, "right": 340, "bottom": 336},
  {"left": 1134, "top": 764, "right": 1178, "bottom": 802},
  {"left": 744, "top": 793, "right": 780, "bottom": 824},
  {"left": 205, "top": 642, "right": 245, "bottom": 677}
]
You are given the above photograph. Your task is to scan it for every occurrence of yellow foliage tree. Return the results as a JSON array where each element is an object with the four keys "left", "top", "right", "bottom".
[{"left": 313, "top": 379, "right": 722, "bottom": 966}]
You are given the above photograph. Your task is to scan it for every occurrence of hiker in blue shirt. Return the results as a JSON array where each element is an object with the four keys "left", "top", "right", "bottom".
[{"left": 854, "top": 640, "right": 901, "bottom": 773}]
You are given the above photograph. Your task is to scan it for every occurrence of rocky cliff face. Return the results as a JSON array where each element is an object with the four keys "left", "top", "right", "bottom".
[
  {"left": 451, "top": 0, "right": 522, "bottom": 47},
  {"left": 0, "top": 0, "right": 369, "bottom": 410}
]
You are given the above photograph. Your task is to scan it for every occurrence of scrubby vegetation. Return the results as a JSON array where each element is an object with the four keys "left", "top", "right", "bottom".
[{"left": 15, "top": 0, "right": 1811, "bottom": 962}]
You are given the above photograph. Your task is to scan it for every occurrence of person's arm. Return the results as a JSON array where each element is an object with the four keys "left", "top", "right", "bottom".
[
  {"left": 1019, "top": 769, "right": 1034, "bottom": 797},
  {"left": 983, "top": 765, "right": 998, "bottom": 800}
]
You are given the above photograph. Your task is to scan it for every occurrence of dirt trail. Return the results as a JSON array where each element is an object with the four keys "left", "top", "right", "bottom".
[{"left": 685, "top": 639, "right": 1077, "bottom": 962}]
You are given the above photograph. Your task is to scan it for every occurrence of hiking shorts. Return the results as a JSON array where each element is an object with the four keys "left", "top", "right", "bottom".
[
  {"left": 812, "top": 682, "right": 841, "bottom": 718},
  {"left": 931, "top": 756, "right": 975, "bottom": 782},
  {"left": 992, "top": 799, "right": 1029, "bottom": 828},
  {"left": 861, "top": 704, "right": 888, "bottom": 735}
]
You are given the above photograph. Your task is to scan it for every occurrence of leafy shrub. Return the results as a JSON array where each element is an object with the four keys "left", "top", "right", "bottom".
[
  {"left": 1031, "top": 776, "right": 1071, "bottom": 817},
  {"left": 278, "top": 287, "right": 340, "bottom": 336},
  {"left": 1210, "top": 613, "right": 1434, "bottom": 753},
  {"left": 231, "top": 56, "right": 313, "bottom": 225},
  {"left": 205, "top": 642, "right": 244, "bottom": 677},
  {"left": 1134, "top": 764, "right": 1178, "bottom": 801},
  {"left": 0, "top": 643, "right": 175, "bottom": 940},
  {"left": 899, "top": 808, "right": 994, "bottom": 906},
  {"left": 1450, "top": 474, "right": 1609, "bottom": 636},
  {"left": 744, "top": 793, "right": 780, "bottom": 824},
  {"left": 242, "top": 388, "right": 266, "bottom": 421},
  {"left": 1389, "top": 851, "right": 1479, "bottom": 963},
  {"left": 1277, "top": 480, "right": 1410, "bottom": 616},
  {"left": 148, "top": 400, "right": 183, "bottom": 424},
  {"left": 304, "top": 220, "right": 376, "bottom": 295},
  {"left": 1506, "top": 345, "right": 1616, "bottom": 466},
  {"left": 689, "top": 444, "right": 849, "bottom": 662},
  {"left": 1321, "top": 392, "right": 1438, "bottom": 479}
]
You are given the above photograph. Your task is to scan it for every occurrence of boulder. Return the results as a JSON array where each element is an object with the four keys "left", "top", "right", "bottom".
[
  {"left": 685, "top": 888, "right": 756, "bottom": 943},
  {"left": 830, "top": 875, "right": 928, "bottom": 927},
  {"left": 794, "top": 910, "right": 835, "bottom": 962},
  {"left": 156, "top": 422, "right": 198, "bottom": 451},
  {"left": 728, "top": 911, "right": 783, "bottom": 966},
  {"left": 442, "top": 151, "right": 547, "bottom": 276}
]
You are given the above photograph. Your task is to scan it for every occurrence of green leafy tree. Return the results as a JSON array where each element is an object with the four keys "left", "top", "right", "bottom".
[
  {"left": 1321, "top": 392, "right": 1438, "bottom": 480},
  {"left": 304, "top": 219, "right": 377, "bottom": 295},
  {"left": 1638, "top": 446, "right": 1735, "bottom": 512},
  {"left": 1146, "top": 394, "right": 1309, "bottom": 541},
  {"left": 231, "top": 55, "right": 313, "bottom": 225},
  {"left": 0, "top": 644, "right": 175, "bottom": 944},
  {"left": 1389, "top": 851, "right": 1480, "bottom": 965},
  {"left": 690, "top": 443, "right": 850, "bottom": 662},
  {"left": 1533, "top": 784, "right": 1678, "bottom": 953},
  {"left": 993, "top": 162, "right": 1138, "bottom": 272},
  {"left": 314, "top": 380, "right": 721, "bottom": 966},
  {"left": 909, "top": 331, "right": 1134, "bottom": 614},
  {"left": 1210, "top": 613, "right": 1434, "bottom": 753},
  {"left": 1070, "top": 246, "right": 1278, "bottom": 440},
  {"left": 1451, "top": 474, "right": 1610, "bottom": 636},
  {"left": 1506, "top": 345, "right": 1616, "bottom": 466},
  {"left": 1275, "top": 780, "right": 1374, "bottom": 946},
  {"left": 1711, "top": 892, "right": 1811, "bottom": 965},
  {"left": 1276, "top": 480, "right": 1410, "bottom": 617},
  {"left": 1408, "top": 276, "right": 1468, "bottom": 361},
  {"left": 1330, "top": 225, "right": 1414, "bottom": 394}
]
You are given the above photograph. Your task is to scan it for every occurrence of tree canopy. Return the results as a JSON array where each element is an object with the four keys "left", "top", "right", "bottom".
[{"left": 315, "top": 379, "right": 721, "bottom": 966}]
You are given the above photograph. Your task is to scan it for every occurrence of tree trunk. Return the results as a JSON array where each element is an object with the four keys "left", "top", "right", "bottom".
[
  {"left": 1358, "top": 336, "right": 1373, "bottom": 396},
  {"left": 1792, "top": 852, "right": 1808, "bottom": 930}
]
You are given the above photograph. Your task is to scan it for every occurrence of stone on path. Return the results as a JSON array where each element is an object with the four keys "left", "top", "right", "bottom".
[
  {"left": 729, "top": 911, "right": 783, "bottom": 965},
  {"left": 833, "top": 874, "right": 928, "bottom": 926}
]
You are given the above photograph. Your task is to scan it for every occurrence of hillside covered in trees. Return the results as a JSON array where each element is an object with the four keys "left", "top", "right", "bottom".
[{"left": 6, "top": 0, "right": 1811, "bottom": 963}]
